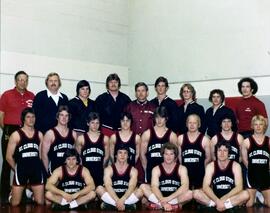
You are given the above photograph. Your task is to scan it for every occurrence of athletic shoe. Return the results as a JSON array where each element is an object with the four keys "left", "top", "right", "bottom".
[
  {"left": 100, "top": 202, "right": 117, "bottom": 211},
  {"left": 125, "top": 204, "right": 137, "bottom": 211},
  {"left": 147, "top": 202, "right": 162, "bottom": 210}
]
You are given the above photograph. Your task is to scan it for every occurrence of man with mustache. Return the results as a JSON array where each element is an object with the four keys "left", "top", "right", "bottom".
[{"left": 33, "top": 72, "right": 68, "bottom": 134}]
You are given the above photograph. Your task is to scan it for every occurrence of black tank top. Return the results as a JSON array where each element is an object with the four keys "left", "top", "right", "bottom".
[
  {"left": 115, "top": 131, "right": 136, "bottom": 166},
  {"left": 247, "top": 136, "right": 270, "bottom": 185},
  {"left": 217, "top": 132, "right": 240, "bottom": 162},
  {"left": 147, "top": 127, "right": 171, "bottom": 169},
  {"left": 81, "top": 133, "right": 104, "bottom": 186},
  {"left": 58, "top": 165, "right": 85, "bottom": 194},
  {"left": 212, "top": 160, "right": 235, "bottom": 198},
  {"left": 48, "top": 128, "right": 75, "bottom": 173},
  {"left": 159, "top": 163, "right": 181, "bottom": 197},
  {"left": 15, "top": 129, "right": 41, "bottom": 165},
  {"left": 112, "top": 164, "right": 132, "bottom": 197}
]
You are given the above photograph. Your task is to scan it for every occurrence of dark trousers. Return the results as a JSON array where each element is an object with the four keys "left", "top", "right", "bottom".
[{"left": 0, "top": 125, "right": 19, "bottom": 203}]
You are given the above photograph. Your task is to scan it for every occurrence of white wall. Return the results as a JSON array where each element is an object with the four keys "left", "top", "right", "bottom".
[{"left": 128, "top": 0, "right": 270, "bottom": 98}]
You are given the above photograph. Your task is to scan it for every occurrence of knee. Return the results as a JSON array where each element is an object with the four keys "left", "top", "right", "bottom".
[
  {"left": 242, "top": 190, "right": 250, "bottom": 202},
  {"left": 45, "top": 191, "right": 53, "bottom": 200},
  {"left": 186, "top": 190, "right": 193, "bottom": 200},
  {"left": 193, "top": 189, "right": 201, "bottom": 200},
  {"left": 95, "top": 186, "right": 105, "bottom": 196},
  {"left": 139, "top": 183, "right": 149, "bottom": 192}
]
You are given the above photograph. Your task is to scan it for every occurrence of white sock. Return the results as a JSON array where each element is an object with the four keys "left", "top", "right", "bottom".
[
  {"left": 25, "top": 189, "right": 33, "bottom": 199},
  {"left": 168, "top": 198, "right": 178, "bottom": 205},
  {"left": 148, "top": 193, "right": 161, "bottom": 205},
  {"left": 69, "top": 200, "right": 78, "bottom": 209},
  {"left": 208, "top": 200, "right": 216, "bottom": 207},
  {"left": 224, "top": 199, "right": 233, "bottom": 209},
  {"left": 61, "top": 198, "right": 69, "bottom": 205},
  {"left": 125, "top": 193, "right": 139, "bottom": 205},
  {"left": 101, "top": 192, "right": 116, "bottom": 206}
]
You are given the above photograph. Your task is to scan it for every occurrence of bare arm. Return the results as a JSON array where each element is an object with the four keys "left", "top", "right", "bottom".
[
  {"left": 72, "top": 167, "right": 95, "bottom": 200},
  {"left": 135, "top": 135, "right": 140, "bottom": 163},
  {"left": 103, "top": 135, "right": 110, "bottom": 167},
  {"left": 109, "top": 134, "right": 116, "bottom": 162},
  {"left": 177, "top": 135, "right": 183, "bottom": 164},
  {"left": 237, "top": 134, "right": 244, "bottom": 162},
  {"left": 151, "top": 166, "right": 163, "bottom": 201},
  {"left": 75, "top": 135, "right": 84, "bottom": 155},
  {"left": 6, "top": 131, "right": 19, "bottom": 170},
  {"left": 210, "top": 136, "right": 218, "bottom": 161},
  {"left": 41, "top": 130, "right": 54, "bottom": 172},
  {"left": 119, "top": 167, "right": 138, "bottom": 201},
  {"left": 0, "top": 111, "right": 4, "bottom": 129},
  {"left": 169, "top": 132, "right": 178, "bottom": 145},
  {"left": 38, "top": 132, "right": 44, "bottom": 159},
  {"left": 203, "top": 136, "right": 211, "bottom": 166},
  {"left": 104, "top": 166, "right": 120, "bottom": 201},
  {"left": 202, "top": 162, "right": 219, "bottom": 203},
  {"left": 140, "top": 129, "right": 150, "bottom": 172},
  {"left": 220, "top": 162, "right": 243, "bottom": 201},
  {"left": 241, "top": 138, "right": 250, "bottom": 168}
]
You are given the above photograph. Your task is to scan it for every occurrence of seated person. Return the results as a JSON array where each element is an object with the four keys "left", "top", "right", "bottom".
[
  {"left": 96, "top": 145, "right": 142, "bottom": 211},
  {"left": 140, "top": 143, "right": 192, "bottom": 211},
  {"left": 45, "top": 149, "right": 96, "bottom": 209},
  {"left": 193, "top": 141, "right": 249, "bottom": 212}
]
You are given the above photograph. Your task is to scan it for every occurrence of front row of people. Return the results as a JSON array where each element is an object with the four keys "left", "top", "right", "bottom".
[{"left": 5, "top": 107, "right": 270, "bottom": 211}]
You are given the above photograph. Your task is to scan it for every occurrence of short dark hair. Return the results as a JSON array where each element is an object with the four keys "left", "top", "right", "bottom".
[
  {"left": 114, "top": 144, "right": 129, "bottom": 162},
  {"left": 161, "top": 143, "right": 179, "bottom": 159},
  {"left": 21, "top": 107, "right": 35, "bottom": 124},
  {"left": 208, "top": 89, "right": 225, "bottom": 103},
  {"left": 135, "top": 82, "right": 148, "bottom": 91},
  {"left": 218, "top": 114, "right": 236, "bottom": 132},
  {"left": 106, "top": 73, "right": 121, "bottom": 89},
  {"left": 180, "top": 83, "right": 196, "bottom": 100},
  {"left": 15, "top": 71, "right": 28, "bottom": 81},
  {"left": 56, "top": 105, "right": 71, "bottom": 120},
  {"left": 76, "top": 80, "right": 90, "bottom": 96},
  {"left": 154, "top": 76, "right": 169, "bottom": 88},
  {"left": 63, "top": 149, "right": 80, "bottom": 164},
  {"left": 120, "top": 112, "right": 133, "bottom": 124},
  {"left": 215, "top": 140, "right": 231, "bottom": 159},
  {"left": 237, "top": 77, "right": 258, "bottom": 95},
  {"left": 154, "top": 106, "right": 168, "bottom": 120},
  {"left": 86, "top": 112, "right": 100, "bottom": 123}
]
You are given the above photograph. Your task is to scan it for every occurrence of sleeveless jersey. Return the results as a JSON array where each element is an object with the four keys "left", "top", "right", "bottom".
[
  {"left": 159, "top": 163, "right": 181, "bottom": 197},
  {"left": 212, "top": 160, "right": 235, "bottom": 198},
  {"left": 48, "top": 128, "right": 75, "bottom": 174},
  {"left": 146, "top": 127, "right": 172, "bottom": 182},
  {"left": 58, "top": 165, "right": 85, "bottom": 194},
  {"left": 111, "top": 164, "right": 132, "bottom": 197},
  {"left": 115, "top": 131, "right": 136, "bottom": 166},
  {"left": 81, "top": 133, "right": 105, "bottom": 186},
  {"left": 217, "top": 132, "right": 240, "bottom": 162},
  {"left": 181, "top": 133, "right": 205, "bottom": 188},
  {"left": 247, "top": 136, "right": 270, "bottom": 190}
]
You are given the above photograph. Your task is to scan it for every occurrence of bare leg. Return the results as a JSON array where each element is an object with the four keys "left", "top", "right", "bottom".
[
  {"left": 262, "top": 189, "right": 270, "bottom": 207},
  {"left": 228, "top": 190, "right": 249, "bottom": 207},
  {"left": 10, "top": 186, "right": 25, "bottom": 206},
  {"left": 193, "top": 189, "right": 211, "bottom": 206},
  {"left": 139, "top": 184, "right": 152, "bottom": 198},
  {"left": 45, "top": 191, "right": 63, "bottom": 205},
  {"left": 246, "top": 189, "right": 256, "bottom": 207},
  {"left": 76, "top": 191, "right": 96, "bottom": 205},
  {"left": 177, "top": 189, "right": 193, "bottom": 205},
  {"left": 31, "top": 184, "right": 44, "bottom": 205}
]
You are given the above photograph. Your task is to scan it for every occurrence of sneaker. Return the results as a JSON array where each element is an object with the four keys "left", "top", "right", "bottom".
[
  {"left": 147, "top": 202, "right": 162, "bottom": 210},
  {"left": 100, "top": 202, "right": 117, "bottom": 211},
  {"left": 256, "top": 191, "right": 264, "bottom": 205},
  {"left": 125, "top": 204, "right": 136, "bottom": 211}
]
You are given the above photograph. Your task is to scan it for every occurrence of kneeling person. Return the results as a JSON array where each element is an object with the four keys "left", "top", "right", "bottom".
[
  {"left": 194, "top": 141, "right": 249, "bottom": 212},
  {"left": 140, "top": 143, "right": 192, "bottom": 211},
  {"left": 96, "top": 146, "right": 142, "bottom": 211},
  {"left": 45, "top": 149, "right": 96, "bottom": 209}
]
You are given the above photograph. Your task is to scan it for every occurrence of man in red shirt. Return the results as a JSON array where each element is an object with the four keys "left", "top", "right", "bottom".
[
  {"left": 235, "top": 77, "right": 268, "bottom": 138},
  {"left": 0, "top": 71, "right": 35, "bottom": 203}
]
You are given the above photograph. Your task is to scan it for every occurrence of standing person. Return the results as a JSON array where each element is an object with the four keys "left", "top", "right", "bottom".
[
  {"left": 110, "top": 112, "right": 140, "bottom": 166},
  {"left": 6, "top": 108, "right": 44, "bottom": 206},
  {"left": 140, "top": 143, "right": 192, "bottom": 211},
  {"left": 0, "top": 70, "right": 34, "bottom": 203},
  {"left": 236, "top": 77, "right": 268, "bottom": 138},
  {"left": 210, "top": 115, "right": 243, "bottom": 162},
  {"left": 241, "top": 115, "right": 270, "bottom": 207},
  {"left": 178, "top": 114, "right": 211, "bottom": 190},
  {"left": 33, "top": 72, "right": 68, "bottom": 134},
  {"left": 76, "top": 112, "right": 110, "bottom": 187},
  {"left": 96, "top": 146, "right": 142, "bottom": 211},
  {"left": 68, "top": 80, "right": 96, "bottom": 135},
  {"left": 140, "top": 106, "right": 178, "bottom": 183},
  {"left": 150, "top": 76, "right": 179, "bottom": 133},
  {"left": 178, "top": 83, "right": 206, "bottom": 134},
  {"left": 125, "top": 82, "right": 155, "bottom": 135},
  {"left": 193, "top": 141, "right": 249, "bottom": 212},
  {"left": 205, "top": 89, "right": 237, "bottom": 138},
  {"left": 45, "top": 149, "right": 96, "bottom": 209},
  {"left": 95, "top": 73, "right": 131, "bottom": 137},
  {"left": 42, "top": 106, "right": 76, "bottom": 175}
]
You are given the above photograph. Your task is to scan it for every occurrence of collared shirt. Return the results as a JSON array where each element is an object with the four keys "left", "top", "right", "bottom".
[
  {"left": 47, "top": 89, "right": 63, "bottom": 105},
  {"left": 125, "top": 100, "right": 155, "bottom": 135},
  {"left": 95, "top": 91, "right": 131, "bottom": 130},
  {"left": 0, "top": 87, "right": 35, "bottom": 125}
]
